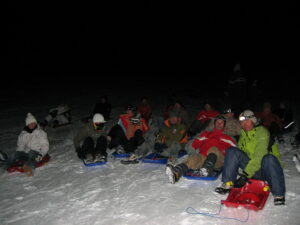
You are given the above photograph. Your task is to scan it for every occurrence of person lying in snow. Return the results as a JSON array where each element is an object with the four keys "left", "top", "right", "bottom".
[
  {"left": 2, "top": 113, "right": 49, "bottom": 176},
  {"left": 165, "top": 115, "right": 236, "bottom": 183},
  {"left": 74, "top": 113, "right": 109, "bottom": 163},
  {"left": 215, "top": 110, "right": 286, "bottom": 206},
  {"left": 41, "top": 104, "right": 71, "bottom": 128},
  {"left": 107, "top": 105, "right": 149, "bottom": 155}
]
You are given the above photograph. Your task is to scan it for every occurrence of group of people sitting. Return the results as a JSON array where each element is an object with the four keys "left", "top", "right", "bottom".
[{"left": 0, "top": 95, "right": 293, "bottom": 207}]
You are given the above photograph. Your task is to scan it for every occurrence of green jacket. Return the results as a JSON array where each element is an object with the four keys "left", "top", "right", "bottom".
[
  {"left": 238, "top": 126, "right": 283, "bottom": 178},
  {"left": 157, "top": 120, "right": 187, "bottom": 148}
]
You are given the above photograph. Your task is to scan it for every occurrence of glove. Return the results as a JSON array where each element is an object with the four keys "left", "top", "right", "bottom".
[
  {"left": 154, "top": 143, "right": 166, "bottom": 153},
  {"left": 234, "top": 172, "right": 250, "bottom": 188}
]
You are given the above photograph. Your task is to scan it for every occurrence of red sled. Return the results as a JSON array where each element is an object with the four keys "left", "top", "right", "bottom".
[
  {"left": 221, "top": 179, "right": 270, "bottom": 211},
  {"left": 7, "top": 154, "right": 51, "bottom": 173}
]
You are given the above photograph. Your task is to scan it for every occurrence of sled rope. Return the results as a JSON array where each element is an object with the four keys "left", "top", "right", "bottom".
[{"left": 186, "top": 204, "right": 249, "bottom": 222}]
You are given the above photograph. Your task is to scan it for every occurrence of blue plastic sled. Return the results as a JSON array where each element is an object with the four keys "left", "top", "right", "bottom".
[
  {"left": 142, "top": 151, "right": 187, "bottom": 164},
  {"left": 111, "top": 153, "right": 131, "bottom": 159},
  {"left": 82, "top": 160, "right": 107, "bottom": 167},
  {"left": 183, "top": 169, "right": 222, "bottom": 181}
]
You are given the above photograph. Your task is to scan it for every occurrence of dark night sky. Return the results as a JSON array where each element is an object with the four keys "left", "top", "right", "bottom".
[{"left": 6, "top": 2, "right": 300, "bottom": 95}]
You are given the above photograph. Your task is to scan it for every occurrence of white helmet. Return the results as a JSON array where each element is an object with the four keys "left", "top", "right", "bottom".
[{"left": 93, "top": 113, "right": 106, "bottom": 123}]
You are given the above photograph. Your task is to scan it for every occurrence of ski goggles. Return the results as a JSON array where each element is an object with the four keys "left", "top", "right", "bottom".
[{"left": 239, "top": 115, "right": 255, "bottom": 121}]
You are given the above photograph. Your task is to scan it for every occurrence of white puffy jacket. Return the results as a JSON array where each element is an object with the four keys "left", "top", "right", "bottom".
[{"left": 16, "top": 127, "right": 49, "bottom": 156}]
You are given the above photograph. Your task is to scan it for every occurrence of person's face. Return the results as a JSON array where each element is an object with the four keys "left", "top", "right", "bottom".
[
  {"left": 28, "top": 122, "right": 37, "bottom": 130},
  {"left": 214, "top": 119, "right": 225, "bottom": 130},
  {"left": 169, "top": 117, "right": 178, "bottom": 125},
  {"left": 240, "top": 119, "right": 254, "bottom": 131},
  {"left": 263, "top": 107, "right": 271, "bottom": 114},
  {"left": 204, "top": 104, "right": 211, "bottom": 111}
]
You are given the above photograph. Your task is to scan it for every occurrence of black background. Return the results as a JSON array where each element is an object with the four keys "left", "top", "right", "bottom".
[{"left": 6, "top": 2, "right": 300, "bottom": 97}]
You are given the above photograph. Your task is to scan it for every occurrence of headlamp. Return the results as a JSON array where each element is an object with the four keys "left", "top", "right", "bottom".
[{"left": 239, "top": 115, "right": 254, "bottom": 121}]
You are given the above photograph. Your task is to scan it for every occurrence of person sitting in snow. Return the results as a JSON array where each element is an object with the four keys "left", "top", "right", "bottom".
[
  {"left": 165, "top": 115, "right": 236, "bottom": 183},
  {"left": 74, "top": 113, "right": 109, "bottom": 163},
  {"left": 163, "top": 99, "right": 189, "bottom": 127},
  {"left": 2, "top": 113, "right": 49, "bottom": 176},
  {"left": 93, "top": 95, "right": 112, "bottom": 121},
  {"left": 137, "top": 96, "right": 152, "bottom": 122},
  {"left": 188, "top": 102, "right": 219, "bottom": 138},
  {"left": 204, "top": 105, "right": 241, "bottom": 140},
  {"left": 42, "top": 104, "right": 71, "bottom": 128},
  {"left": 255, "top": 102, "right": 284, "bottom": 143},
  {"left": 154, "top": 111, "right": 188, "bottom": 165},
  {"left": 214, "top": 110, "right": 286, "bottom": 206},
  {"left": 107, "top": 105, "right": 149, "bottom": 155}
]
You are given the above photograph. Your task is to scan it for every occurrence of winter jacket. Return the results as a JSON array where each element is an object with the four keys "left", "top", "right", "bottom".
[
  {"left": 195, "top": 110, "right": 219, "bottom": 124},
  {"left": 157, "top": 120, "right": 188, "bottom": 148},
  {"left": 192, "top": 129, "right": 236, "bottom": 157},
  {"left": 137, "top": 103, "right": 152, "bottom": 121},
  {"left": 238, "top": 125, "right": 283, "bottom": 178},
  {"left": 118, "top": 114, "right": 149, "bottom": 139},
  {"left": 205, "top": 117, "right": 241, "bottom": 137},
  {"left": 16, "top": 126, "right": 49, "bottom": 156},
  {"left": 255, "top": 112, "right": 283, "bottom": 130},
  {"left": 74, "top": 123, "right": 108, "bottom": 149}
]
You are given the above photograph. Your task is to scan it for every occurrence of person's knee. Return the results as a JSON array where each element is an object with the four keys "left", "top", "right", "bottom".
[{"left": 262, "top": 154, "right": 279, "bottom": 167}]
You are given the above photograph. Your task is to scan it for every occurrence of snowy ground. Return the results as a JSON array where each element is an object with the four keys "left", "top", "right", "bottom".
[{"left": 1, "top": 84, "right": 300, "bottom": 225}]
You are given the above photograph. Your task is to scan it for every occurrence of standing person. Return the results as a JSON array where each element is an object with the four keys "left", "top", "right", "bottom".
[
  {"left": 93, "top": 95, "right": 112, "bottom": 121},
  {"left": 107, "top": 105, "right": 149, "bottom": 154},
  {"left": 137, "top": 96, "right": 152, "bottom": 122},
  {"left": 165, "top": 115, "right": 236, "bottom": 183},
  {"left": 74, "top": 113, "right": 108, "bottom": 163},
  {"left": 188, "top": 102, "right": 219, "bottom": 138},
  {"left": 154, "top": 111, "right": 188, "bottom": 165},
  {"left": 4, "top": 113, "right": 49, "bottom": 176},
  {"left": 215, "top": 110, "right": 286, "bottom": 206}
]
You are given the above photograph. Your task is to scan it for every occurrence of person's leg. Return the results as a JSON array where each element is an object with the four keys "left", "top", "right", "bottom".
[
  {"left": 95, "top": 136, "right": 108, "bottom": 157},
  {"left": 6, "top": 151, "right": 28, "bottom": 168},
  {"left": 27, "top": 150, "right": 40, "bottom": 170},
  {"left": 261, "top": 155, "right": 286, "bottom": 197},
  {"left": 108, "top": 125, "right": 127, "bottom": 149},
  {"left": 221, "top": 147, "right": 250, "bottom": 183},
  {"left": 81, "top": 137, "right": 95, "bottom": 158}
]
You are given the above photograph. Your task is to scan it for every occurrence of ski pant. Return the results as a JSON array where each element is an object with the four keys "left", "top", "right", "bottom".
[
  {"left": 77, "top": 136, "right": 107, "bottom": 159},
  {"left": 108, "top": 124, "right": 145, "bottom": 153},
  {"left": 6, "top": 150, "right": 40, "bottom": 170},
  {"left": 222, "top": 147, "right": 286, "bottom": 196},
  {"left": 174, "top": 147, "right": 224, "bottom": 177}
]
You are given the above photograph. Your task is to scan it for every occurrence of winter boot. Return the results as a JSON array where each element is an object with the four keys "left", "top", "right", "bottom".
[
  {"left": 83, "top": 154, "right": 94, "bottom": 164},
  {"left": 165, "top": 164, "right": 181, "bottom": 184},
  {"left": 274, "top": 196, "right": 285, "bottom": 205},
  {"left": 199, "top": 153, "right": 217, "bottom": 177},
  {"left": 121, "top": 154, "right": 139, "bottom": 165},
  {"left": 166, "top": 156, "right": 177, "bottom": 166},
  {"left": 215, "top": 181, "right": 233, "bottom": 194}
]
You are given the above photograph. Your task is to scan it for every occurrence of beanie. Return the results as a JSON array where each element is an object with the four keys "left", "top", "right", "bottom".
[
  {"left": 25, "top": 113, "right": 37, "bottom": 126},
  {"left": 239, "top": 110, "right": 257, "bottom": 125}
]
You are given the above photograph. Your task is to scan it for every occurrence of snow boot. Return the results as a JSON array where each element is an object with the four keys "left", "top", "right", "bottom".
[
  {"left": 121, "top": 154, "right": 139, "bottom": 165},
  {"left": 215, "top": 181, "right": 233, "bottom": 194},
  {"left": 165, "top": 164, "right": 180, "bottom": 184},
  {"left": 199, "top": 153, "right": 217, "bottom": 177},
  {"left": 274, "top": 196, "right": 285, "bottom": 206}
]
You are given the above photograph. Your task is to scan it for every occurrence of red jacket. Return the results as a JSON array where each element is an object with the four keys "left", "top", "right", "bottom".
[
  {"left": 119, "top": 114, "right": 149, "bottom": 139},
  {"left": 195, "top": 110, "right": 219, "bottom": 124},
  {"left": 192, "top": 129, "right": 236, "bottom": 156},
  {"left": 255, "top": 112, "right": 283, "bottom": 130},
  {"left": 137, "top": 104, "right": 152, "bottom": 121}
]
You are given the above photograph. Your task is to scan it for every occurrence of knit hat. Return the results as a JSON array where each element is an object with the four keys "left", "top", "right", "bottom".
[
  {"left": 239, "top": 110, "right": 257, "bottom": 124},
  {"left": 25, "top": 113, "right": 37, "bottom": 126}
]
